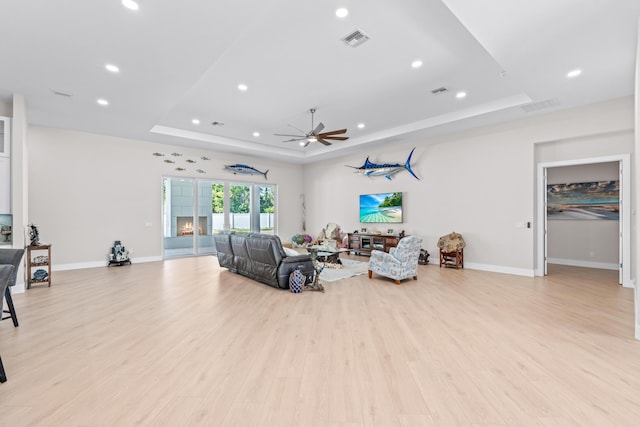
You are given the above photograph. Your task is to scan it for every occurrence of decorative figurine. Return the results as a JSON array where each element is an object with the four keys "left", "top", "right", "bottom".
[
  {"left": 224, "top": 163, "right": 269, "bottom": 180},
  {"left": 345, "top": 147, "right": 420, "bottom": 180},
  {"left": 108, "top": 240, "right": 132, "bottom": 266},
  {"left": 27, "top": 224, "right": 40, "bottom": 246}
]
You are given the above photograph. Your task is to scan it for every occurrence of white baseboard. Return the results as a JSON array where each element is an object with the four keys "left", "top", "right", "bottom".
[
  {"left": 52, "top": 255, "right": 163, "bottom": 272},
  {"left": 636, "top": 286, "right": 639, "bottom": 341},
  {"left": 463, "top": 262, "right": 535, "bottom": 277},
  {"left": 547, "top": 258, "right": 618, "bottom": 271},
  {"left": 11, "top": 256, "right": 163, "bottom": 294},
  {"left": 12, "top": 281, "right": 26, "bottom": 294}
]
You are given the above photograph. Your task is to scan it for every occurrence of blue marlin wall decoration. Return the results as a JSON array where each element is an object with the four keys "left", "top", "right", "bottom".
[
  {"left": 346, "top": 148, "right": 419, "bottom": 180},
  {"left": 224, "top": 164, "right": 269, "bottom": 180}
]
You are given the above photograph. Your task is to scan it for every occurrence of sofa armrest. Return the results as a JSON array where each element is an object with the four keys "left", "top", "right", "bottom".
[
  {"left": 370, "top": 249, "right": 401, "bottom": 265},
  {"left": 282, "top": 254, "right": 312, "bottom": 264},
  {"left": 278, "top": 255, "right": 315, "bottom": 288}
]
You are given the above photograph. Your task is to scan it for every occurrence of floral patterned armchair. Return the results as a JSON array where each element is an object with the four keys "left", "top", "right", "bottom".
[{"left": 368, "top": 235, "right": 423, "bottom": 285}]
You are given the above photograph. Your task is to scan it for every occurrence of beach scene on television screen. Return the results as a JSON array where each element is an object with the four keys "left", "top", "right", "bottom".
[
  {"left": 547, "top": 180, "right": 619, "bottom": 220},
  {"left": 360, "top": 192, "right": 402, "bottom": 223}
]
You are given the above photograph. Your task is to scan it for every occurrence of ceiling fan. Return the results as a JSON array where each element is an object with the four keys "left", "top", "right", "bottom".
[{"left": 275, "top": 108, "right": 349, "bottom": 147}]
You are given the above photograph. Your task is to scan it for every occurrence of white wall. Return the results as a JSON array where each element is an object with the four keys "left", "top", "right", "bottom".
[
  {"left": 546, "top": 162, "right": 620, "bottom": 269},
  {"left": 27, "top": 127, "right": 304, "bottom": 268},
  {"left": 303, "top": 97, "right": 635, "bottom": 277},
  {"left": 633, "top": 17, "right": 639, "bottom": 340},
  {"left": 0, "top": 101, "right": 11, "bottom": 117},
  {"left": 22, "top": 96, "right": 636, "bottom": 279}
]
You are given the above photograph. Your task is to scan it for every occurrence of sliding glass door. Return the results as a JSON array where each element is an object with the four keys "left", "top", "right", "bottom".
[
  {"left": 230, "top": 183, "right": 251, "bottom": 232},
  {"left": 163, "top": 178, "right": 196, "bottom": 257},
  {"left": 258, "top": 185, "right": 275, "bottom": 234},
  {"left": 163, "top": 177, "right": 276, "bottom": 258}
]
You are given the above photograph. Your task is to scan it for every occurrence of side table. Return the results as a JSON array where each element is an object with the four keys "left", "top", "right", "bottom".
[{"left": 26, "top": 244, "right": 52, "bottom": 288}]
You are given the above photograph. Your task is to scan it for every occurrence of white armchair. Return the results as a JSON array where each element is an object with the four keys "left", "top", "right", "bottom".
[{"left": 368, "top": 235, "right": 423, "bottom": 285}]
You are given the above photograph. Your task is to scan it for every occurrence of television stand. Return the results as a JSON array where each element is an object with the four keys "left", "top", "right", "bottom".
[{"left": 347, "top": 233, "right": 399, "bottom": 256}]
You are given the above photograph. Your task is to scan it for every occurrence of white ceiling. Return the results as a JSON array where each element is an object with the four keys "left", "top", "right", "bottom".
[{"left": 1, "top": 0, "right": 638, "bottom": 164}]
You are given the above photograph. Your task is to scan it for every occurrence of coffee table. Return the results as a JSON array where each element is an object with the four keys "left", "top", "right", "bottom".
[
  {"left": 304, "top": 246, "right": 349, "bottom": 292},
  {"left": 306, "top": 246, "right": 349, "bottom": 265}
]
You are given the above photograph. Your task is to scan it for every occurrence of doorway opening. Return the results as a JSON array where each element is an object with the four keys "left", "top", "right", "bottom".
[{"left": 536, "top": 154, "right": 631, "bottom": 287}]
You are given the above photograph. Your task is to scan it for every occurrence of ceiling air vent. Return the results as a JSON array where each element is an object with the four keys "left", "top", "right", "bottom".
[
  {"left": 521, "top": 98, "right": 560, "bottom": 113},
  {"left": 51, "top": 89, "right": 72, "bottom": 97},
  {"left": 341, "top": 29, "right": 370, "bottom": 47},
  {"left": 431, "top": 87, "right": 448, "bottom": 95}
]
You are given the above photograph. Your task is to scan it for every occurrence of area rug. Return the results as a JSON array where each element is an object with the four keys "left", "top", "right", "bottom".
[{"left": 318, "top": 259, "right": 369, "bottom": 282}]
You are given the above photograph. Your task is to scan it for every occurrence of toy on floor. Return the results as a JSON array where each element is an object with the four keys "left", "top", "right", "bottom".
[{"left": 108, "top": 240, "right": 132, "bottom": 266}]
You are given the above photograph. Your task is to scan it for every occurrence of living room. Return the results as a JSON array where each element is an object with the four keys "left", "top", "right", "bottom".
[
  {"left": 1, "top": 1, "right": 640, "bottom": 424},
  {"left": 6, "top": 96, "right": 635, "bottom": 279}
]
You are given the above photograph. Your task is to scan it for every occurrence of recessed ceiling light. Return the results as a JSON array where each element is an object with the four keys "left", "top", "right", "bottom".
[
  {"left": 357, "top": 123, "right": 365, "bottom": 129},
  {"left": 237, "top": 83, "right": 248, "bottom": 91},
  {"left": 299, "top": 141, "right": 306, "bottom": 147},
  {"left": 253, "top": 132, "right": 260, "bottom": 137},
  {"left": 411, "top": 60, "right": 423, "bottom": 69},
  {"left": 122, "top": 0, "right": 139, "bottom": 11},
  {"left": 105, "top": 64, "right": 120, "bottom": 73},
  {"left": 456, "top": 91, "right": 467, "bottom": 99},
  {"left": 97, "top": 98, "right": 109, "bottom": 106},
  {"left": 192, "top": 119, "right": 200, "bottom": 125},
  {"left": 336, "top": 8, "right": 349, "bottom": 18},
  {"left": 567, "top": 69, "right": 582, "bottom": 78}
]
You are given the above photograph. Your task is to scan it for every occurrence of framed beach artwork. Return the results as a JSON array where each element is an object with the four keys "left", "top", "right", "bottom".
[{"left": 547, "top": 180, "right": 619, "bottom": 220}]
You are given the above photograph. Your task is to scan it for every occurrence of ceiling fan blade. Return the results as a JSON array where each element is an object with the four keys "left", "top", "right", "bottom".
[
  {"left": 274, "top": 133, "right": 306, "bottom": 137},
  {"left": 320, "top": 136, "right": 349, "bottom": 141},
  {"left": 288, "top": 124, "right": 307, "bottom": 134},
  {"left": 303, "top": 140, "right": 311, "bottom": 148},
  {"left": 312, "top": 122, "right": 325, "bottom": 135},
  {"left": 318, "top": 129, "right": 347, "bottom": 136},
  {"left": 282, "top": 138, "right": 306, "bottom": 143},
  {"left": 318, "top": 138, "right": 333, "bottom": 146}
]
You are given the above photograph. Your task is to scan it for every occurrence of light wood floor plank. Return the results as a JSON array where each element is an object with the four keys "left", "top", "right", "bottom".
[{"left": 1, "top": 258, "right": 639, "bottom": 426}]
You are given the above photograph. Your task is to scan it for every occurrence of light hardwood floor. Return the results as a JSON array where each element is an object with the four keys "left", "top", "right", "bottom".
[{"left": 1, "top": 256, "right": 639, "bottom": 426}]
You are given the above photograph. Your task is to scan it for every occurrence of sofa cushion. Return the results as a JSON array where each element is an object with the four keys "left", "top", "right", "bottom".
[
  {"left": 231, "top": 233, "right": 251, "bottom": 275},
  {"left": 213, "top": 232, "right": 234, "bottom": 270}
]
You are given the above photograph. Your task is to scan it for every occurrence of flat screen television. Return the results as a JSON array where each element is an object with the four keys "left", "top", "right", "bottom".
[{"left": 359, "top": 192, "right": 403, "bottom": 223}]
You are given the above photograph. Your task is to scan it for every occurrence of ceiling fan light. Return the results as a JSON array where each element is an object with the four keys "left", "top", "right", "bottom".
[{"left": 307, "top": 136, "right": 318, "bottom": 142}]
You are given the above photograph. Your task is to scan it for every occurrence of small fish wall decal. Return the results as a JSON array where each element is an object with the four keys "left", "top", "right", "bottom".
[
  {"left": 196, "top": 169, "right": 206, "bottom": 174},
  {"left": 152, "top": 152, "right": 165, "bottom": 156},
  {"left": 164, "top": 159, "right": 175, "bottom": 164},
  {"left": 171, "top": 152, "right": 183, "bottom": 157},
  {"left": 201, "top": 156, "right": 210, "bottom": 161},
  {"left": 175, "top": 167, "right": 186, "bottom": 171},
  {"left": 186, "top": 159, "right": 196, "bottom": 163}
]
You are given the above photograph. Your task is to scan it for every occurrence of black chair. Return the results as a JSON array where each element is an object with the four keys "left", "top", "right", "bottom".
[
  {"left": 0, "top": 249, "right": 24, "bottom": 327},
  {"left": 0, "top": 264, "right": 14, "bottom": 383}
]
